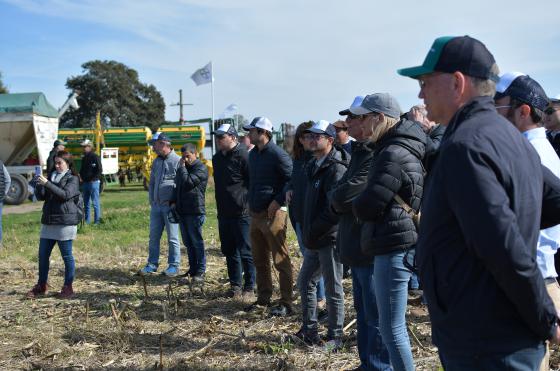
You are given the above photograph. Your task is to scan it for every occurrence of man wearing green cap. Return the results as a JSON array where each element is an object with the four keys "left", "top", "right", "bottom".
[{"left": 398, "top": 35, "right": 560, "bottom": 369}]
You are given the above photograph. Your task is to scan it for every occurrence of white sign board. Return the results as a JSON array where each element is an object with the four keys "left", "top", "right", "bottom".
[
  {"left": 33, "top": 115, "right": 59, "bottom": 168},
  {"left": 101, "top": 148, "right": 119, "bottom": 175}
]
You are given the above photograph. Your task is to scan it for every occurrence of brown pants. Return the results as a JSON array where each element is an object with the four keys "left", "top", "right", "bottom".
[
  {"left": 540, "top": 280, "right": 560, "bottom": 371},
  {"left": 250, "top": 210, "right": 293, "bottom": 307}
]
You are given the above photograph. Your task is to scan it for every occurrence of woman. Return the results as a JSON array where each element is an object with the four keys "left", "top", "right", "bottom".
[
  {"left": 27, "top": 151, "right": 81, "bottom": 299},
  {"left": 285, "top": 121, "right": 326, "bottom": 309},
  {"left": 353, "top": 93, "right": 426, "bottom": 371}
]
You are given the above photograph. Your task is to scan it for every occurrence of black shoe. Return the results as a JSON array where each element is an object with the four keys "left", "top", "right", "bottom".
[
  {"left": 322, "top": 336, "right": 343, "bottom": 353},
  {"left": 342, "top": 267, "right": 351, "bottom": 279},
  {"left": 269, "top": 304, "right": 292, "bottom": 317},
  {"left": 291, "top": 327, "right": 321, "bottom": 345},
  {"left": 244, "top": 301, "right": 270, "bottom": 312},
  {"left": 192, "top": 274, "right": 204, "bottom": 284}
]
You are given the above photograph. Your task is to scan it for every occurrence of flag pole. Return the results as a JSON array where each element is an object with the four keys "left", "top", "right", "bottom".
[{"left": 210, "top": 62, "right": 215, "bottom": 156}]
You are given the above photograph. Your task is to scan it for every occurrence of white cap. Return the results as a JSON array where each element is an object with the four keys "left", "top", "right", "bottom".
[
  {"left": 80, "top": 139, "right": 93, "bottom": 147},
  {"left": 306, "top": 120, "right": 336, "bottom": 138},
  {"left": 243, "top": 116, "right": 274, "bottom": 132},
  {"left": 496, "top": 71, "right": 526, "bottom": 93}
]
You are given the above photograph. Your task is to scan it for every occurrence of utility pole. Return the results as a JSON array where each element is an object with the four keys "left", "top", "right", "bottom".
[{"left": 169, "top": 89, "right": 193, "bottom": 124}]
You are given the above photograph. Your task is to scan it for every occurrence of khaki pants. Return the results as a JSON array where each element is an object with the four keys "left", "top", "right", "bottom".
[
  {"left": 540, "top": 280, "right": 560, "bottom": 371},
  {"left": 250, "top": 210, "right": 293, "bottom": 307}
]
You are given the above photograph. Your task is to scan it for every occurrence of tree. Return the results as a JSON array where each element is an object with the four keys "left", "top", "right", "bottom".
[
  {"left": 0, "top": 72, "right": 8, "bottom": 94},
  {"left": 60, "top": 60, "right": 165, "bottom": 130}
]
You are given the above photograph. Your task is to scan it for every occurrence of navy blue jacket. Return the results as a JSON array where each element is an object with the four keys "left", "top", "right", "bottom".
[
  {"left": 286, "top": 152, "right": 312, "bottom": 227},
  {"left": 174, "top": 159, "right": 208, "bottom": 215},
  {"left": 417, "top": 96, "right": 557, "bottom": 356},
  {"left": 248, "top": 141, "right": 292, "bottom": 213},
  {"left": 330, "top": 141, "right": 374, "bottom": 266},
  {"left": 212, "top": 144, "right": 250, "bottom": 218}
]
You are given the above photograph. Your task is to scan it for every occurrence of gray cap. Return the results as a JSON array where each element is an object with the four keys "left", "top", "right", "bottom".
[{"left": 349, "top": 93, "right": 402, "bottom": 119}]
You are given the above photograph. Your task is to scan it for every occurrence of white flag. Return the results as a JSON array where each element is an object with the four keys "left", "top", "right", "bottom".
[
  {"left": 219, "top": 104, "right": 238, "bottom": 119},
  {"left": 190, "top": 62, "right": 213, "bottom": 86}
]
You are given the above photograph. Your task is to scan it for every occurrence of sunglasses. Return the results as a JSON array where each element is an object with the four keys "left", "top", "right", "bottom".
[
  {"left": 335, "top": 127, "right": 347, "bottom": 132},
  {"left": 303, "top": 133, "right": 327, "bottom": 140},
  {"left": 545, "top": 107, "right": 560, "bottom": 115},
  {"left": 347, "top": 112, "right": 379, "bottom": 121}
]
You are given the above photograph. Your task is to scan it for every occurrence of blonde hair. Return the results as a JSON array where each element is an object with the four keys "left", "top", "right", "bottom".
[{"left": 370, "top": 114, "right": 399, "bottom": 143}]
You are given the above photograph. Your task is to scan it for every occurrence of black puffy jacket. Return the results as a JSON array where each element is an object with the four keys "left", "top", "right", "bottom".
[
  {"left": 80, "top": 152, "right": 102, "bottom": 182},
  {"left": 353, "top": 119, "right": 426, "bottom": 256},
  {"left": 302, "top": 147, "right": 349, "bottom": 250},
  {"left": 248, "top": 141, "right": 292, "bottom": 212},
  {"left": 36, "top": 171, "right": 81, "bottom": 225},
  {"left": 330, "top": 141, "right": 375, "bottom": 266},
  {"left": 174, "top": 159, "right": 208, "bottom": 215}
]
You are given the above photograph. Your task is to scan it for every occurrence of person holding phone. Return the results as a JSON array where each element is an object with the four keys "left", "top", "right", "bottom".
[{"left": 27, "top": 151, "right": 81, "bottom": 299}]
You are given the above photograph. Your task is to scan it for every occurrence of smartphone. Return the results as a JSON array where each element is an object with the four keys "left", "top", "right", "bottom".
[{"left": 34, "top": 166, "right": 42, "bottom": 176}]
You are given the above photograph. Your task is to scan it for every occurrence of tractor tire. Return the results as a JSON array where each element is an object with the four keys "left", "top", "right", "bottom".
[{"left": 5, "top": 174, "right": 29, "bottom": 205}]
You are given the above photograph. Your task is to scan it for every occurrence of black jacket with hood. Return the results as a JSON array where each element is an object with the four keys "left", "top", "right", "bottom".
[
  {"left": 174, "top": 159, "right": 208, "bottom": 215},
  {"left": 302, "top": 146, "right": 349, "bottom": 250},
  {"left": 353, "top": 119, "right": 426, "bottom": 256}
]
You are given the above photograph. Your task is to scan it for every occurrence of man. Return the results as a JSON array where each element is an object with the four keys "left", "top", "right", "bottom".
[
  {"left": 239, "top": 134, "right": 255, "bottom": 152},
  {"left": 212, "top": 123, "right": 256, "bottom": 300},
  {"left": 398, "top": 35, "right": 560, "bottom": 369},
  {"left": 545, "top": 95, "right": 560, "bottom": 158},
  {"left": 332, "top": 120, "right": 353, "bottom": 155},
  {"left": 0, "top": 160, "right": 11, "bottom": 246},
  {"left": 139, "top": 132, "right": 182, "bottom": 276},
  {"left": 330, "top": 96, "right": 391, "bottom": 369},
  {"left": 243, "top": 117, "right": 293, "bottom": 316},
  {"left": 494, "top": 72, "right": 560, "bottom": 370},
  {"left": 79, "top": 139, "right": 102, "bottom": 224},
  {"left": 174, "top": 143, "right": 208, "bottom": 282},
  {"left": 295, "top": 120, "right": 347, "bottom": 351},
  {"left": 407, "top": 104, "right": 445, "bottom": 162},
  {"left": 46, "top": 140, "right": 66, "bottom": 174}
]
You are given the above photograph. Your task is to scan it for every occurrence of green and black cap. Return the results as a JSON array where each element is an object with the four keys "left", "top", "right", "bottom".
[{"left": 397, "top": 35, "right": 499, "bottom": 82}]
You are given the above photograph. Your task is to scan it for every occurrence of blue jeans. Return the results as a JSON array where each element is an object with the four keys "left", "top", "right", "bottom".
[
  {"left": 298, "top": 245, "right": 344, "bottom": 339},
  {"left": 38, "top": 238, "right": 75, "bottom": 285},
  {"left": 295, "top": 222, "right": 325, "bottom": 301},
  {"left": 148, "top": 203, "right": 181, "bottom": 268},
  {"left": 439, "top": 343, "right": 545, "bottom": 371},
  {"left": 218, "top": 216, "right": 255, "bottom": 290},
  {"left": 352, "top": 265, "right": 392, "bottom": 371},
  {"left": 179, "top": 214, "right": 206, "bottom": 275},
  {"left": 374, "top": 250, "right": 414, "bottom": 371},
  {"left": 83, "top": 180, "right": 101, "bottom": 224}
]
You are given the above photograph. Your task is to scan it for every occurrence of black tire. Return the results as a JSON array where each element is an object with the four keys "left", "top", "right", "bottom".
[{"left": 5, "top": 174, "right": 28, "bottom": 205}]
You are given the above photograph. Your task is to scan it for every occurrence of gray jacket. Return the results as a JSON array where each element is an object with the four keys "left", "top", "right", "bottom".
[{"left": 149, "top": 151, "right": 181, "bottom": 205}]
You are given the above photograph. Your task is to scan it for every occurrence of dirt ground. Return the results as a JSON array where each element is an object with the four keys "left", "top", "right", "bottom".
[
  {"left": 3, "top": 202, "right": 43, "bottom": 215},
  {"left": 0, "top": 247, "right": 440, "bottom": 370}
]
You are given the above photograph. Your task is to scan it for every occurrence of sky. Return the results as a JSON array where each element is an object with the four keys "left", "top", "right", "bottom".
[{"left": 1, "top": 0, "right": 560, "bottom": 127}]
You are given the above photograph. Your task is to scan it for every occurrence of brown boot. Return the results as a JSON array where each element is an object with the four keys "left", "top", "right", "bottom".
[
  {"left": 57, "top": 284, "right": 74, "bottom": 299},
  {"left": 26, "top": 283, "right": 48, "bottom": 299}
]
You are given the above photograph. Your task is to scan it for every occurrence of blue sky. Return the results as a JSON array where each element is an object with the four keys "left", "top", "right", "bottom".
[{"left": 1, "top": 0, "right": 559, "bottom": 127}]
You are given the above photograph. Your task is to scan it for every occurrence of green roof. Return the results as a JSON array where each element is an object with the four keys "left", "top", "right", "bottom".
[{"left": 0, "top": 92, "right": 58, "bottom": 118}]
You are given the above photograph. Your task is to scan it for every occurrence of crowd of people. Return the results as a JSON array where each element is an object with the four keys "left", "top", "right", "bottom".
[{"left": 13, "top": 34, "right": 560, "bottom": 370}]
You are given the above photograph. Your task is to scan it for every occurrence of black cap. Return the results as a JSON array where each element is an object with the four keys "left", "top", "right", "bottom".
[
  {"left": 148, "top": 132, "right": 171, "bottom": 145},
  {"left": 495, "top": 72, "right": 549, "bottom": 112},
  {"left": 53, "top": 139, "right": 66, "bottom": 147},
  {"left": 398, "top": 35, "right": 498, "bottom": 82}
]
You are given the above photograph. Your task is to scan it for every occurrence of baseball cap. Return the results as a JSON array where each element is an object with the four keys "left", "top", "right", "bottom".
[
  {"left": 148, "top": 132, "right": 171, "bottom": 145},
  {"left": 339, "top": 96, "right": 364, "bottom": 116},
  {"left": 332, "top": 120, "right": 348, "bottom": 129},
  {"left": 242, "top": 116, "right": 274, "bottom": 132},
  {"left": 305, "top": 120, "right": 336, "bottom": 138},
  {"left": 54, "top": 139, "right": 66, "bottom": 147},
  {"left": 213, "top": 123, "right": 238, "bottom": 136},
  {"left": 349, "top": 93, "right": 402, "bottom": 119},
  {"left": 80, "top": 139, "right": 93, "bottom": 147},
  {"left": 495, "top": 72, "right": 549, "bottom": 112},
  {"left": 397, "top": 35, "right": 499, "bottom": 81}
]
